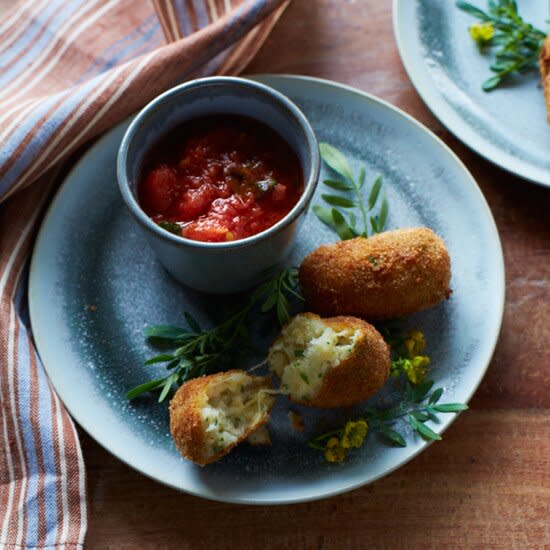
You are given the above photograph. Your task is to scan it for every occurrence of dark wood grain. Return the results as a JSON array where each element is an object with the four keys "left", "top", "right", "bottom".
[{"left": 81, "top": 0, "right": 549, "bottom": 547}]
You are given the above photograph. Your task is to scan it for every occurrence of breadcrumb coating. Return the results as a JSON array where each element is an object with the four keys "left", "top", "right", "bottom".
[{"left": 299, "top": 228, "right": 451, "bottom": 320}]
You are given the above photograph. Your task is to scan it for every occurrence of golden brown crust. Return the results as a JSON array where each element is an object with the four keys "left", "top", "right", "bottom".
[
  {"left": 169, "top": 376, "right": 210, "bottom": 465},
  {"left": 540, "top": 35, "right": 550, "bottom": 122},
  {"left": 299, "top": 228, "right": 451, "bottom": 320},
  {"left": 289, "top": 316, "right": 390, "bottom": 408},
  {"left": 169, "top": 370, "right": 274, "bottom": 466}
]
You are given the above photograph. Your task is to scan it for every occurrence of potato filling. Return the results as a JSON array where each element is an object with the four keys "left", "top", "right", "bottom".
[
  {"left": 200, "top": 372, "right": 274, "bottom": 457},
  {"left": 268, "top": 314, "right": 360, "bottom": 401}
]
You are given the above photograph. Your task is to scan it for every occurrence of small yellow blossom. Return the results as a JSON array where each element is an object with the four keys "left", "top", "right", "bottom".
[
  {"left": 324, "top": 437, "right": 346, "bottom": 463},
  {"left": 469, "top": 22, "right": 494, "bottom": 45},
  {"left": 403, "top": 355, "right": 430, "bottom": 385},
  {"left": 341, "top": 419, "right": 368, "bottom": 449},
  {"left": 404, "top": 330, "right": 426, "bottom": 358}
]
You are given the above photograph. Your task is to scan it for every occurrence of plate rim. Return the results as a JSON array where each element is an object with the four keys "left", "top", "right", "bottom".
[
  {"left": 392, "top": 0, "right": 550, "bottom": 189},
  {"left": 29, "top": 73, "right": 506, "bottom": 504}
]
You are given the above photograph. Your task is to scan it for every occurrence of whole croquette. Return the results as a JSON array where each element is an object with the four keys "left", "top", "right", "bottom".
[
  {"left": 299, "top": 227, "right": 451, "bottom": 320},
  {"left": 169, "top": 370, "right": 276, "bottom": 466},
  {"left": 268, "top": 313, "right": 390, "bottom": 408}
]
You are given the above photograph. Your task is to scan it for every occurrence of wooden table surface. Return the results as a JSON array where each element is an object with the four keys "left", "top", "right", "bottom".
[{"left": 83, "top": 1, "right": 550, "bottom": 548}]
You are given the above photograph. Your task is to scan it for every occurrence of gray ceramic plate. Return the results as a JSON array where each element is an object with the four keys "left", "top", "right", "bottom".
[
  {"left": 393, "top": 0, "right": 550, "bottom": 188},
  {"left": 29, "top": 75, "right": 505, "bottom": 504}
]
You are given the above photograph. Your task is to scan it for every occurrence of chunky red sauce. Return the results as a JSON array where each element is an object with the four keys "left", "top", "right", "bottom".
[{"left": 139, "top": 115, "right": 303, "bottom": 243}]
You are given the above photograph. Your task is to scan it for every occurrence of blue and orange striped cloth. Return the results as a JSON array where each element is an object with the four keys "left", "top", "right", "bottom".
[{"left": 0, "top": 1, "right": 289, "bottom": 547}]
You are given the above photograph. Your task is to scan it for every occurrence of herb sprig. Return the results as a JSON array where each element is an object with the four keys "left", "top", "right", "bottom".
[
  {"left": 457, "top": 0, "right": 547, "bottom": 91},
  {"left": 313, "top": 143, "right": 388, "bottom": 240},
  {"left": 127, "top": 267, "right": 301, "bottom": 402},
  {"left": 309, "top": 381, "right": 468, "bottom": 455}
]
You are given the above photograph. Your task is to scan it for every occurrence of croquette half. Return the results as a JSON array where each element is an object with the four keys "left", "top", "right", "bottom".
[
  {"left": 169, "top": 370, "right": 276, "bottom": 466},
  {"left": 299, "top": 227, "right": 451, "bottom": 320},
  {"left": 268, "top": 313, "right": 390, "bottom": 408}
]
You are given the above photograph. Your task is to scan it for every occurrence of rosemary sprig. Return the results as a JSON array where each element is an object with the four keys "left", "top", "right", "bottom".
[
  {"left": 313, "top": 143, "right": 388, "bottom": 240},
  {"left": 127, "top": 267, "right": 301, "bottom": 402},
  {"left": 456, "top": 0, "right": 547, "bottom": 91}
]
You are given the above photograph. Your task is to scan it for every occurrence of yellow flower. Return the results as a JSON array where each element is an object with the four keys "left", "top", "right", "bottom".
[
  {"left": 341, "top": 419, "right": 368, "bottom": 449},
  {"left": 469, "top": 22, "right": 494, "bottom": 45},
  {"left": 405, "top": 330, "right": 426, "bottom": 358},
  {"left": 324, "top": 437, "right": 346, "bottom": 463},
  {"left": 403, "top": 355, "right": 430, "bottom": 385}
]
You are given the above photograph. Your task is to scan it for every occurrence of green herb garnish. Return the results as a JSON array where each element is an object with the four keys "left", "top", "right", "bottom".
[
  {"left": 309, "top": 381, "right": 468, "bottom": 459},
  {"left": 157, "top": 221, "right": 182, "bottom": 236},
  {"left": 313, "top": 143, "right": 388, "bottom": 240},
  {"left": 127, "top": 267, "right": 301, "bottom": 402},
  {"left": 457, "top": 0, "right": 547, "bottom": 91}
]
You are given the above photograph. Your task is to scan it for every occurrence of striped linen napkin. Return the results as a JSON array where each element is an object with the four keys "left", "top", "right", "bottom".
[{"left": 0, "top": 1, "right": 289, "bottom": 548}]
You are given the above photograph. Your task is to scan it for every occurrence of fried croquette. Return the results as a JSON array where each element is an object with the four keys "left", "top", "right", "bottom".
[
  {"left": 268, "top": 313, "right": 390, "bottom": 408},
  {"left": 169, "top": 370, "right": 276, "bottom": 466},
  {"left": 540, "top": 35, "right": 550, "bottom": 121},
  {"left": 299, "top": 227, "right": 451, "bottom": 320}
]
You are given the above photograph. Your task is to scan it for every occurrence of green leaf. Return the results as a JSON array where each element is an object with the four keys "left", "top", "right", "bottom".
[
  {"left": 332, "top": 209, "right": 355, "bottom": 240},
  {"left": 313, "top": 205, "right": 336, "bottom": 228},
  {"left": 428, "top": 387, "right": 444, "bottom": 405},
  {"left": 358, "top": 166, "right": 366, "bottom": 189},
  {"left": 323, "top": 179, "right": 354, "bottom": 191},
  {"left": 432, "top": 403, "right": 469, "bottom": 413},
  {"left": 482, "top": 75, "right": 503, "bottom": 91},
  {"left": 455, "top": 1, "right": 489, "bottom": 20},
  {"left": 412, "top": 411, "right": 430, "bottom": 422},
  {"left": 184, "top": 312, "right": 201, "bottom": 333},
  {"left": 158, "top": 374, "right": 177, "bottom": 403},
  {"left": 408, "top": 415, "right": 442, "bottom": 441},
  {"left": 322, "top": 194, "right": 356, "bottom": 208},
  {"left": 126, "top": 378, "right": 166, "bottom": 400},
  {"left": 144, "top": 325, "right": 188, "bottom": 340},
  {"left": 276, "top": 294, "right": 290, "bottom": 326},
  {"left": 165, "top": 359, "right": 181, "bottom": 370},
  {"left": 410, "top": 380, "right": 434, "bottom": 402},
  {"left": 319, "top": 143, "right": 354, "bottom": 182},
  {"left": 379, "top": 427, "right": 407, "bottom": 447},
  {"left": 370, "top": 216, "right": 379, "bottom": 235},
  {"left": 368, "top": 176, "right": 383, "bottom": 210},
  {"left": 144, "top": 354, "right": 175, "bottom": 365},
  {"left": 260, "top": 291, "right": 278, "bottom": 313},
  {"left": 378, "top": 195, "right": 389, "bottom": 231}
]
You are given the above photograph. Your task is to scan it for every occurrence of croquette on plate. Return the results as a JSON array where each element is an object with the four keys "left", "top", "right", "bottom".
[
  {"left": 299, "top": 227, "right": 451, "bottom": 320},
  {"left": 169, "top": 370, "right": 276, "bottom": 466},
  {"left": 268, "top": 313, "right": 390, "bottom": 408}
]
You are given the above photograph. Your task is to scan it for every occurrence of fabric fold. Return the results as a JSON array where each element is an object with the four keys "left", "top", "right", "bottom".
[{"left": 0, "top": 0, "right": 289, "bottom": 547}]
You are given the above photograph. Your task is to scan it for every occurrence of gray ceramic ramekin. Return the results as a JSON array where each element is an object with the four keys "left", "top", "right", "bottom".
[{"left": 117, "top": 76, "right": 320, "bottom": 294}]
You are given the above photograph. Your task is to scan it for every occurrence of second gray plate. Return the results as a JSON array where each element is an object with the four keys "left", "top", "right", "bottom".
[{"left": 394, "top": 0, "right": 550, "bottom": 187}]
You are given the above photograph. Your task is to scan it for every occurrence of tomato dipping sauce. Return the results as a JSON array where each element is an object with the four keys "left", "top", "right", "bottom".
[{"left": 139, "top": 115, "right": 303, "bottom": 243}]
